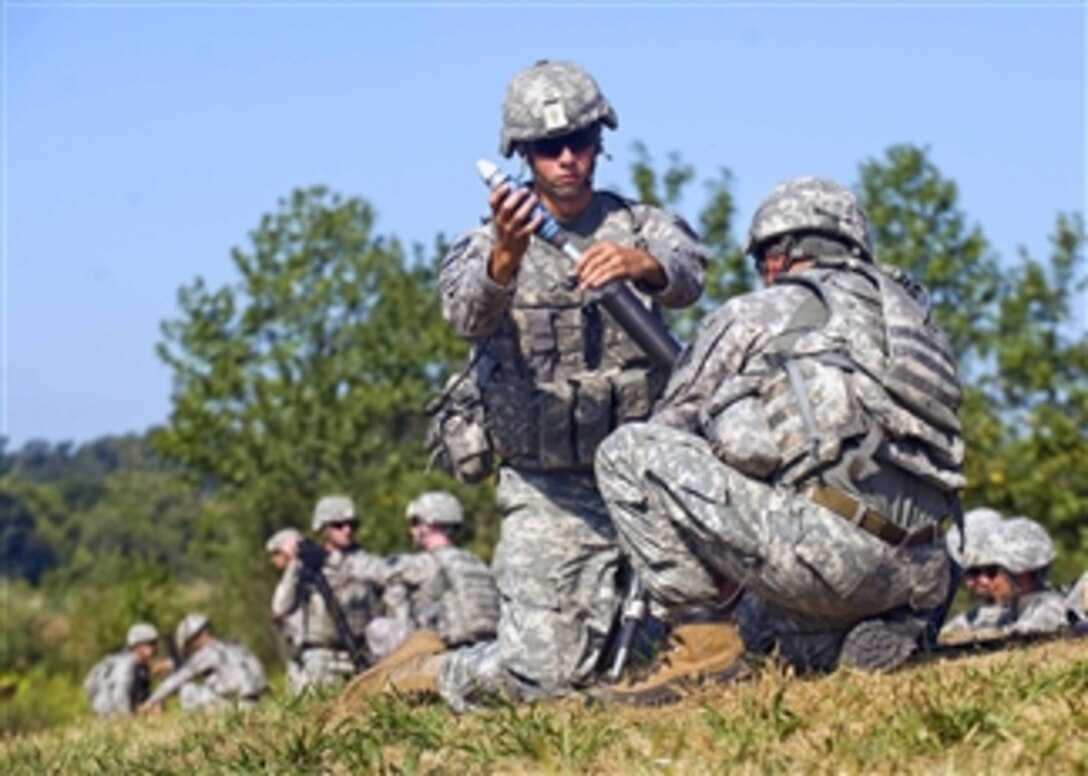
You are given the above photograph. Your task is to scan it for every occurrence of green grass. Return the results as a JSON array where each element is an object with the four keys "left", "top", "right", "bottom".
[{"left": 3, "top": 638, "right": 1086, "bottom": 775}]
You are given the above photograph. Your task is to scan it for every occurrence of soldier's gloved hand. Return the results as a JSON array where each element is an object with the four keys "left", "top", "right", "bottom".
[
  {"left": 576, "top": 242, "right": 665, "bottom": 291},
  {"left": 488, "top": 184, "right": 542, "bottom": 286},
  {"left": 298, "top": 539, "right": 326, "bottom": 571}
]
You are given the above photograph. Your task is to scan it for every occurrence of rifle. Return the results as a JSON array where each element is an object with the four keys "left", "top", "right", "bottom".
[{"left": 297, "top": 539, "right": 370, "bottom": 673}]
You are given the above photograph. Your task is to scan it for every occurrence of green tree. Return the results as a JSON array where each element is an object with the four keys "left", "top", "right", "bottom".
[
  {"left": 155, "top": 187, "right": 468, "bottom": 548},
  {"left": 858, "top": 144, "right": 1002, "bottom": 365},
  {"left": 979, "top": 214, "right": 1088, "bottom": 575},
  {"left": 626, "top": 142, "right": 753, "bottom": 342}
]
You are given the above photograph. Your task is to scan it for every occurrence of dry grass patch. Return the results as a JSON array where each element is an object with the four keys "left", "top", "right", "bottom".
[{"left": 3, "top": 637, "right": 1085, "bottom": 774}]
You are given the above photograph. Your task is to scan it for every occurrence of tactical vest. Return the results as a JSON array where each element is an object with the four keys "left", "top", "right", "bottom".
[
  {"left": 204, "top": 641, "right": 267, "bottom": 699},
  {"left": 702, "top": 258, "right": 964, "bottom": 496},
  {"left": 85, "top": 653, "right": 129, "bottom": 714},
  {"left": 478, "top": 193, "right": 667, "bottom": 471},
  {"left": 412, "top": 547, "right": 500, "bottom": 647}
]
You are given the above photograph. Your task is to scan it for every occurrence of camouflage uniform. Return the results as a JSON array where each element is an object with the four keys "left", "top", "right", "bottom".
[
  {"left": 597, "top": 177, "right": 963, "bottom": 673},
  {"left": 435, "top": 61, "right": 707, "bottom": 709},
  {"left": 147, "top": 615, "right": 267, "bottom": 712},
  {"left": 940, "top": 513, "right": 1070, "bottom": 641},
  {"left": 272, "top": 546, "right": 391, "bottom": 689},
  {"left": 84, "top": 623, "right": 158, "bottom": 717},
  {"left": 1067, "top": 572, "right": 1088, "bottom": 624},
  {"left": 266, "top": 528, "right": 307, "bottom": 694}
]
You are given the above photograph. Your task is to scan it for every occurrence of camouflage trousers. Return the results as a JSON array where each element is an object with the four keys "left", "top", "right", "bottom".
[
  {"left": 366, "top": 616, "right": 414, "bottom": 662},
  {"left": 179, "top": 683, "right": 257, "bottom": 712},
  {"left": 595, "top": 423, "right": 949, "bottom": 672},
  {"left": 295, "top": 647, "right": 356, "bottom": 692},
  {"left": 438, "top": 467, "right": 621, "bottom": 711}
]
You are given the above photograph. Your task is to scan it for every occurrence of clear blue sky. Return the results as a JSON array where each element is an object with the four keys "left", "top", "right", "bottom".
[{"left": 3, "top": 1, "right": 1085, "bottom": 447}]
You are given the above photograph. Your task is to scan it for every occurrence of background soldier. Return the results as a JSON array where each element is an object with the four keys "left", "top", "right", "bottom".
[
  {"left": 334, "top": 491, "right": 500, "bottom": 704},
  {"left": 594, "top": 177, "right": 963, "bottom": 704},
  {"left": 266, "top": 527, "right": 306, "bottom": 694},
  {"left": 84, "top": 622, "right": 161, "bottom": 717},
  {"left": 941, "top": 510, "right": 1071, "bottom": 642},
  {"left": 140, "top": 613, "right": 267, "bottom": 713},
  {"left": 271, "top": 495, "right": 390, "bottom": 690},
  {"left": 431, "top": 60, "right": 708, "bottom": 710}
]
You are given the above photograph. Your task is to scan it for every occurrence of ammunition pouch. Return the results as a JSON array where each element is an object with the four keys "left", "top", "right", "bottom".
[
  {"left": 484, "top": 368, "right": 657, "bottom": 471},
  {"left": 426, "top": 358, "right": 495, "bottom": 484}
]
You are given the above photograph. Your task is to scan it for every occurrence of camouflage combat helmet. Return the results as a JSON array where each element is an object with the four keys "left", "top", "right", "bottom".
[
  {"left": 175, "top": 613, "right": 209, "bottom": 651},
  {"left": 745, "top": 176, "right": 873, "bottom": 260},
  {"left": 126, "top": 622, "right": 159, "bottom": 649},
  {"left": 987, "top": 516, "right": 1056, "bottom": 574},
  {"left": 500, "top": 60, "right": 618, "bottom": 158},
  {"left": 265, "top": 527, "right": 302, "bottom": 555},
  {"left": 312, "top": 495, "right": 357, "bottom": 531},
  {"left": 406, "top": 490, "right": 464, "bottom": 527},
  {"left": 945, "top": 507, "right": 1004, "bottom": 568}
]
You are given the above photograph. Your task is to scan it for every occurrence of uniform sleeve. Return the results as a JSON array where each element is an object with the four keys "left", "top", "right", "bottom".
[
  {"left": 630, "top": 205, "right": 709, "bottom": 309},
  {"left": 385, "top": 552, "right": 440, "bottom": 588},
  {"left": 439, "top": 227, "right": 516, "bottom": 341},
  {"left": 651, "top": 299, "right": 760, "bottom": 434},
  {"left": 271, "top": 561, "right": 303, "bottom": 620},
  {"left": 145, "top": 647, "right": 215, "bottom": 705},
  {"left": 1011, "top": 593, "right": 1070, "bottom": 636}
]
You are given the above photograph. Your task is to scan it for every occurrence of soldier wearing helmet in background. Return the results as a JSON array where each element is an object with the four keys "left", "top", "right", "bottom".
[
  {"left": 266, "top": 527, "right": 307, "bottom": 694},
  {"left": 334, "top": 492, "right": 501, "bottom": 703},
  {"left": 365, "top": 492, "right": 498, "bottom": 654},
  {"left": 84, "top": 622, "right": 163, "bottom": 716},
  {"left": 941, "top": 511, "right": 1071, "bottom": 642},
  {"left": 593, "top": 176, "right": 965, "bottom": 704},
  {"left": 140, "top": 613, "right": 266, "bottom": 713},
  {"left": 270, "top": 495, "right": 392, "bottom": 690},
  {"left": 431, "top": 60, "right": 708, "bottom": 710}
]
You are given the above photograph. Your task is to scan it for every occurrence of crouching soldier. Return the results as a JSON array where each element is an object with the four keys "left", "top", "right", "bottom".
[
  {"left": 336, "top": 492, "right": 500, "bottom": 703},
  {"left": 941, "top": 510, "right": 1071, "bottom": 643},
  {"left": 84, "top": 622, "right": 163, "bottom": 717},
  {"left": 140, "top": 613, "right": 267, "bottom": 713},
  {"left": 593, "top": 177, "right": 964, "bottom": 704},
  {"left": 271, "top": 495, "right": 391, "bottom": 691}
]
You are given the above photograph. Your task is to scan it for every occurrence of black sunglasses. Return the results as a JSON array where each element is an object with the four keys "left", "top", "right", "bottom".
[
  {"left": 528, "top": 126, "right": 599, "bottom": 159},
  {"left": 965, "top": 565, "right": 1002, "bottom": 579},
  {"left": 328, "top": 520, "right": 356, "bottom": 530}
]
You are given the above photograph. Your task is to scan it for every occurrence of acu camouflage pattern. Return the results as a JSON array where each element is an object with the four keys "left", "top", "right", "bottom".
[
  {"left": 440, "top": 191, "right": 706, "bottom": 472},
  {"left": 438, "top": 468, "right": 622, "bottom": 711},
  {"left": 84, "top": 650, "right": 149, "bottom": 716},
  {"left": 694, "top": 260, "right": 964, "bottom": 505},
  {"left": 389, "top": 546, "right": 500, "bottom": 647},
  {"left": 945, "top": 507, "right": 1004, "bottom": 568},
  {"left": 987, "top": 516, "right": 1056, "bottom": 573},
  {"left": 146, "top": 637, "right": 267, "bottom": 711},
  {"left": 436, "top": 182, "right": 705, "bottom": 708},
  {"left": 500, "top": 60, "right": 618, "bottom": 158},
  {"left": 596, "top": 422, "right": 951, "bottom": 672},
  {"left": 940, "top": 589, "right": 1070, "bottom": 642},
  {"left": 596, "top": 249, "right": 963, "bottom": 671},
  {"left": 745, "top": 176, "right": 872, "bottom": 258},
  {"left": 270, "top": 547, "right": 389, "bottom": 688},
  {"left": 1066, "top": 572, "right": 1088, "bottom": 623}
]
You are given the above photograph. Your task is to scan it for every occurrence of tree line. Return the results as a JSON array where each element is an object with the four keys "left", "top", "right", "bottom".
[{"left": 1, "top": 143, "right": 1084, "bottom": 732}]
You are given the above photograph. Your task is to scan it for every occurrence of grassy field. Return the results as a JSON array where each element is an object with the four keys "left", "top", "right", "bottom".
[{"left": 3, "top": 637, "right": 1086, "bottom": 775}]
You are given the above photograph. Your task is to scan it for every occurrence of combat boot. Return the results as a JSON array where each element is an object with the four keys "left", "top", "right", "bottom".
[
  {"left": 838, "top": 612, "right": 927, "bottom": 672},
  {"left": 591, "top": 621, "right": 749, "bottom": 706},
  {"left": 334, "top": 629, "right": 446, "bottom": 711}
]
